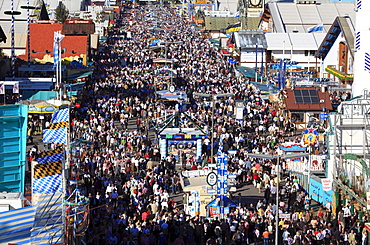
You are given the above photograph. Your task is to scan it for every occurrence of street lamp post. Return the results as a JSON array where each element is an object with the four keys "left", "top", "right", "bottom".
[
  {"left": 4, "top": 0, "right": 22, "bottom": 80},
  {"left": 248, "top": 152, "right": 309, "bottom": 245},
  {"left": 193, "top": 92, "right": 233, "bottom": 220},
  {"left": 21, "top": 1, "right": 36, "bottom": 67},
  {"left": 193, "top": 93, "right": 234, "bottom": 165}
]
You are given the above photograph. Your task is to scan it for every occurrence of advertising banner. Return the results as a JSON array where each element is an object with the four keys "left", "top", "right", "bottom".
[
  {"left": 309, "top": 178, "right": 333, "bottom": 206},
  {"left": 322, "top": 178, "right": 333, "bottom": 191},
  {"left": 167, "top": 140, "right": 197, "bottom": 159}
]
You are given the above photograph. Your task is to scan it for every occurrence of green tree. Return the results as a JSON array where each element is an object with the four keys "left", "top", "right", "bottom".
[{"left": 55, "top": 2, "right": 69, "bottom": 23}]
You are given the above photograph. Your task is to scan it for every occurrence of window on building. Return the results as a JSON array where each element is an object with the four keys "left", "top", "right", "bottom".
[
  {"left": 304, "top": 50, "right": 316, "bottom": 56},
  {"left": 291, "top": 113, "right": 304, "bottom": 123}
]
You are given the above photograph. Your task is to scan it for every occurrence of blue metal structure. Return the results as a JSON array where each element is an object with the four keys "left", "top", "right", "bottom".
[
  {"left": 217, "top": 136, "right": 228, "bottom": 218},
  {"left": 0, "top": 104, "right": 28, "bottom": 193}
]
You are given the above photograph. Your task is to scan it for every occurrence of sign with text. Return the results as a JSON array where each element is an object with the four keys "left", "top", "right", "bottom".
[
  {"left": 309, "top": 178, "right": 333, "bottom": 206},
  {"left": 279, "top": 213, "right": 291, "bottom": 220},
  {"left": 322, "top": 178, "right": 333, "bottom": 191},
  {"left": 235, "top": 100, "right": 244, "bottom": 121}
]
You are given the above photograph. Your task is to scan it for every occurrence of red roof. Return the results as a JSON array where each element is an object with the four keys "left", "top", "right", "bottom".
[
  {"left": 284, "top": 87, "right": 333, "bottom": 111},
  {"left": 21, "top": 23, "right": 88, "bottom": 61}
]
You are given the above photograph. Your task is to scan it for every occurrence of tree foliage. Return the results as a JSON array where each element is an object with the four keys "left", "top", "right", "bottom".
[{"left": 55, "top": 2, "right": 69, "bottom": 23}]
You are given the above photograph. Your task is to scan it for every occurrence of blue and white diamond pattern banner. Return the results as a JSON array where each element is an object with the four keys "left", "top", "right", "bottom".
[
  {"left": 42, "top": 128, "right": 67, "bottom": 144},
  {"left": 37, "top": 152, "right": 64, "bottom": 164},
  {"left": 32, "top": 173, "right": 63, "bottom": 194},
  {"left": 51, "top": 108, "right": 69, "bottom": 123}
]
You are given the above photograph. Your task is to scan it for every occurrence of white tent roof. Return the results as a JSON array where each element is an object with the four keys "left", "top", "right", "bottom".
[
  {"left": 265, "top": 32, "right": 326, "bottom": 51},
  {"left": 267, "top": 1, "right": 356, "bottom": 33},
  {"left": 297, "top": 4, "right": 322, "bottom": 25},
  {"left": 279, "top": 3, "right": 301, "bottom": 24},
  {"left": 265, "top": 33, "right": 291, "bottom": 50},
  {"left": 289, "top": 33, "right": 320, "bottom": 50}
]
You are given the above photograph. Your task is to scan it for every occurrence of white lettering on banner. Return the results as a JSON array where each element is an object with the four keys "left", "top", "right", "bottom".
[
  {"left": 279, "top": 213, "right": 291, "bottom": 220},
  {"left": 204, "top": 10, "right": 232, "bottom": 17},
  {"left": 322, "top": 178, "right": 333, "bottom": 191}
]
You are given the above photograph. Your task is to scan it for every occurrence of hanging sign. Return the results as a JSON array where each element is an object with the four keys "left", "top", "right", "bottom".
[{"left": 206, "top": 172, "right": 217, "bottom": 186}]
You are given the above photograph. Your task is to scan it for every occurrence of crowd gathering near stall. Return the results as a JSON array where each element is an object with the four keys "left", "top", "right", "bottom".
[{"left": 26, "top": 3, "right": 365, "bottom": 245}]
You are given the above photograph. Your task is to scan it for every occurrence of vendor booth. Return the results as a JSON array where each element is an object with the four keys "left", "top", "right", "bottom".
[
  {"left": 182, "top": 176, "right": 213, "bottom": 217},
  {"left": 206, "top": 196, "right": 238, "bottom": 219},
  {"left": 158, "top": 128, "right": 206, "bottom": 162}
]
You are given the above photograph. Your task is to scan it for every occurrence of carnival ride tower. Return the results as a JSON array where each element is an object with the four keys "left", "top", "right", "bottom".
[{"left": 353, "top": 1, "right": 370, "bottom": 97}]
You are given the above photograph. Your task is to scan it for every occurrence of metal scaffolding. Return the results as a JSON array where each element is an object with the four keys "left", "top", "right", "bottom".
[{"left": 328, "top": 91, "right": 370, "bottom": 209}]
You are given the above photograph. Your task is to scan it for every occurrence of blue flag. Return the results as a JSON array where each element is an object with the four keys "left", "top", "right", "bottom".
[
  {"left": 308, "top": 23, "right": 323, "bottom": 33},
  {"left": 53, "top": 31, "right": 65, "bottom": 68}
]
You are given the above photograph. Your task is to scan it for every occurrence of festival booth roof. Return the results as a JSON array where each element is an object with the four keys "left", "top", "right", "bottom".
[
  {"left": 283, "top": 87, "right": 333, "bottom": 111},
  {"left": 159, "top": 128, "right": 206, "bottom": 136},
  {"left": 66, "top": 70, "right": 93, "bottom": 81},
  {"left": 206, "top": 196, "right": 238, "bottom": 208},
  {"left": 18, "top": 97, "right": 70, "bottom": 114},
  {"left": 153, "top": 58, "right": 173, "bottom": 63},
  {"left": 279, "top": 144, "right": 307, "bottom": 152},
  {"left": 156, "top": 90, "right": 188, "bottom": 102},
  {"left": 22, "top": 91, "right": 57, "bottom": 101},
  {"left": 236, "top": 65, "right": 269, "bottom": 83}
]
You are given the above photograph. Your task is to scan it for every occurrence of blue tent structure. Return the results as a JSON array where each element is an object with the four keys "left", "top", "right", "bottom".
[
  {"left": 0, "top": 206, "right": 36, "bottom": 244},
  {"left": 206, "top": 196, "right": 238, "bottom": 208}
]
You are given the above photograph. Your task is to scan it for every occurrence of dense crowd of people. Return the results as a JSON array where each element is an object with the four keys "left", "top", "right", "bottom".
[{"left": 27, "top": 3, "right": 366, "bottom": 245}]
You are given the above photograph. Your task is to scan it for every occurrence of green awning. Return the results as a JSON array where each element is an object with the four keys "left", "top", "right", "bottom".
[
  {"left": 236, "top": 65, "right": 267, "bottom": 81},
  {"left": 66, "top": 71, "right": 93, "bottom": 81},
  {"left": 208, "top": 38, "right": 220, "bottom": 45},
  {"left": 325, "top": 67, "right": 353, "bottom": 80},
  {"left": 22, "top": 91, "right": 57, "bottom": 100},
  {"left": 249, "top": 81, "right": 278, "bottom": 92}
]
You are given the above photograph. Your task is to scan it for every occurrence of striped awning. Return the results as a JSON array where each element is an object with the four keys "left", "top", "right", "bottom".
[
  {"left": 0, "top": 205, "right": 36, "bottom": 245},
  {"left": 30, "top": 193, "right": 64, "bottom": 245}
]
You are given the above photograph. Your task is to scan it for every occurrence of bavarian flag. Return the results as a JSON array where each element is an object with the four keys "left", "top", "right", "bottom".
[
  {"left": 32, "top": 149, "right": 64, "bottom": 194},
  {"left": 226, "top": 22, "right": 241, "bottom": 33}
]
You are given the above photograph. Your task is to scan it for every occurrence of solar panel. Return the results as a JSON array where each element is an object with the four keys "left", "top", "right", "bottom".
[{"left": 293, "top": 89, "right": 320, "bottom": 104}]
